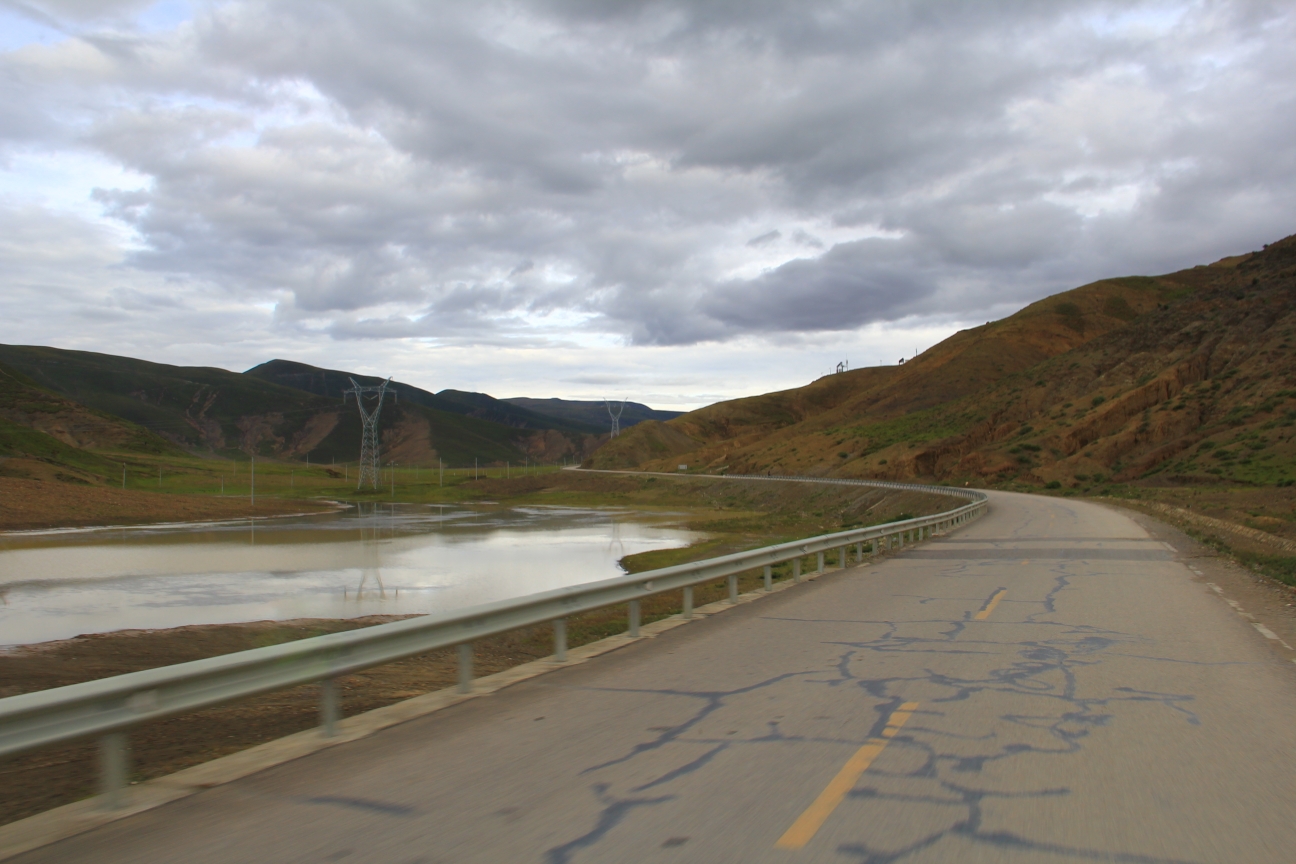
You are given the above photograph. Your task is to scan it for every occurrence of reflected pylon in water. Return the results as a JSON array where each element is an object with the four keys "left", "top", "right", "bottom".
[
  {"left": 352, "top": 516, "right": 386, "bottom": 600},
  {"left": 607, "top": 519, "right": 626, "bottom": 564},
  {"left": 354, "top": 568, "right": 386, "bottom": 600}
]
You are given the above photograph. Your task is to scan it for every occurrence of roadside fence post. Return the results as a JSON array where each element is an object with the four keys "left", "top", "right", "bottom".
[
  {"left": 629, "top": 600, "right": 641, "bottom": 637},
  {"left": 554, "top": 619, "right": 567, "bottom": 662},
  {"left": 816, "top": 551, "right": 825, "bottom": 573},
  {"left": 320, "top": 678, "right": 340, "bottom": 737},
  {"left": 457, "top": 643, "right": 473, "bottom": 693},
  {"left": 683, "top": 586, "right": 693, "bottom": 618},
  {"left": 99, "top": 732, "right": 129, "bottom": 810},
  {"left": 763, "top": 565, "right": 772, "bottom": 591},
  {"left": 728, "top": 573, "right": 738, "bottom": 603},
  {"left": 793, "top": 558, "right": 802, "bottom": 582}
]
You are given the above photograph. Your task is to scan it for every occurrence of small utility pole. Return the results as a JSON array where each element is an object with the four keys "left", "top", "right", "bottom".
[
  {"left": 439, "top": 458, "right": 443, "bottom": 487},
  {"left": 122, "top": 464, "right": 126, "bottom": 489},
  {"left": 250, "top": 455, "right": 255, "bottom": 506},
  {"left": 475, "top": 457, "right": 478, "bottom": 480}
]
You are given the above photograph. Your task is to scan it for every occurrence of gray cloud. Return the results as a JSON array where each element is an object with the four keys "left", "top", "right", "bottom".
[{"left": 1, "top": 0, "right": 1294, "bottom": 362}]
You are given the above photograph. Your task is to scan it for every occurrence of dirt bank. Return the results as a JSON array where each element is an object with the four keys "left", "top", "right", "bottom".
[{"left": 0, "top": 477, "right": 336, "bottom": 531}]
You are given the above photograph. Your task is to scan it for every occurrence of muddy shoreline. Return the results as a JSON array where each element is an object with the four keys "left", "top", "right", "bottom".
[{"left": 0, "top": 477, "right": 338, "bottom": 532}]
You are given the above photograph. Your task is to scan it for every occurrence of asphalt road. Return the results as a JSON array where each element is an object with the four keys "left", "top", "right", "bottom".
[{"left": 18, "top": 491, "right": 1296, "bottom": 863}]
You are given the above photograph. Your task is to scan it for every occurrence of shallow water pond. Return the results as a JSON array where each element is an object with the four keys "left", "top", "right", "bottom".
[{"left": 0, "top": 503, "right": 698, "bottom": 646}]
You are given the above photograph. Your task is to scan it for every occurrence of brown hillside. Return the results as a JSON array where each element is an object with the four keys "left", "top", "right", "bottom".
[
  {"left": 591, "top": 233, "right": 1296, "bottom": 491},
  {"left": 592, "top": 256, "right": 1196, "bottom": 472}
]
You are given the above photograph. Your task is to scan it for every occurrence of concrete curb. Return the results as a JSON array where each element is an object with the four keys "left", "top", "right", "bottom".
[{"left": 0, "top": 562, "right": 854, "bottom": 861}]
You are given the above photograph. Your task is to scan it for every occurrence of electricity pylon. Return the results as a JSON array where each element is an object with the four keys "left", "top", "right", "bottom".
[
  {"left": 605, "top": 397, "right": 626, "bottom": 438},
  {"left": 344, "top": 377, "right": 396, "bottom": 490}
]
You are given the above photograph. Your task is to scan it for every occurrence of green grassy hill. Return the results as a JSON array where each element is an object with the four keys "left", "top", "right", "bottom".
[
  {"left": 0, "top": 361, "right": 183, "bottom": 483},
  {"left": 0, "top": 346, "right": 335, "bottom": 457}
]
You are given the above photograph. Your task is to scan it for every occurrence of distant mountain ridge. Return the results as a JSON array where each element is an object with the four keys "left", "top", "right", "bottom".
[
  {"left": 245, "top": 360, "right": 601, "bottom": 434},
  {"left": 502, "top": 397, "right": 682, "bottom": 430},
  {"left": 0, "top": 347, "right": 657, "bottom": 472}
]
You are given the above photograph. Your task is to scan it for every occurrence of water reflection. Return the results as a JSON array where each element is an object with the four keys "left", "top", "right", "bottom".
[{"left": 0, "top": 503, "right": 696, "bottom": 646}]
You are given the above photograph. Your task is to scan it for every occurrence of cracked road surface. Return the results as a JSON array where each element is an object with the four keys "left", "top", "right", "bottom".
[{"left": 17, "top": 491, "right": 1296, "bottom": 863}]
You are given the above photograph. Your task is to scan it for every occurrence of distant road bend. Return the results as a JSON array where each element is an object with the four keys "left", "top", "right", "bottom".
[{"left": 14, "top": 488, "right": 1296, "bottom": 863}]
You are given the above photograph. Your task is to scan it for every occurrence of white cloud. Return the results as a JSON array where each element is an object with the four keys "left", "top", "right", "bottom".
[{"left": 0, "top": 0, "right": 1293, "bottom": 407}]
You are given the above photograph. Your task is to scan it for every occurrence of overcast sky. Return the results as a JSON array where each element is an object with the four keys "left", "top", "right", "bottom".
[{"left": 1, "top": 1, "right": 1292, "bottom": 409}]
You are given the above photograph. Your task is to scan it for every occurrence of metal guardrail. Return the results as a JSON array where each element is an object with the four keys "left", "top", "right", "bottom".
[{"left": 0, "top": 475, "right": 986, "bottom": 807}]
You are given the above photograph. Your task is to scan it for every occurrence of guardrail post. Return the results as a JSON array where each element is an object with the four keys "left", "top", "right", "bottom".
[
  {"left": 855, "top": 542, "right": 863, "bottom": 562},
  {"left": 629, "top": 600, "right": 641, "bottom": 637},
  {"left": 793, "top": 558, "right": 802, "bottom": 582},
  {"left": 554, "top": 618, "right": 567, "bottom": 662},
  {"left": 320, "top": 678, "right": 340, "bottom": 737},
  {"left": 683, "top": 586, "right": 694, "bottom": 618},
  {"left": 763, "top": 565, "right": 772, "bottom": 591},
  {"left": 838, "top": 546, "right": 846, "bottom": 568},
  {"left": 457, "top": 643, "right": 473, "bottom": 693},
  {"left": 872, "top": 538, "right": 878, "bottom": 555},
  {"left": 816, "top": 551, "right": 825, "bottom": 573},
  {"left": 98, "top": 732, "right": 128, "bottom": 810},
  {"left": 898, "top": 531, "right": 905, "bottom": 548},
  {"left": 727, "top": 574, "right": 738, "bottom": 603}
]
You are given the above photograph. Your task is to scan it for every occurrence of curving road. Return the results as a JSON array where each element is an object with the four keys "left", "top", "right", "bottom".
[{"left": 14, "top": 491, "right": 1296, "bottom": 863}]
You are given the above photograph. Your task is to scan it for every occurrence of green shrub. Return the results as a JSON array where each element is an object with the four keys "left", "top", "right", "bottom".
[
  {"left": 1045, "top": 480, "right": 1062, "bottom": 489},
  {"left": 1091, "top": 395, "right": 1106, "bottom": 407}
]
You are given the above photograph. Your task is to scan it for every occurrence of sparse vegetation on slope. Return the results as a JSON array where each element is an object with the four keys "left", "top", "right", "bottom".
[{"left": 591, "top": 233, "right": 1296, "bottom": 496}]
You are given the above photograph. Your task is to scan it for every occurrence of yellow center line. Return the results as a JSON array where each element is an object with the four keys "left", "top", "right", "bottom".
[
  {"left": 775, "top": 702, "right": 920, "bottom": 850},
  {"left": 974, "top": 589, "right": 1007, "bottom": 621}
]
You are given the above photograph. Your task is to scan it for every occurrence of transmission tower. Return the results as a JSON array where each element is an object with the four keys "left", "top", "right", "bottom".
[
  {"left": 605, "top": 397, "right": 626, "bottom": 438},
  {"left": 344, "top": 377, "right": 396, "bottom": 490}
]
